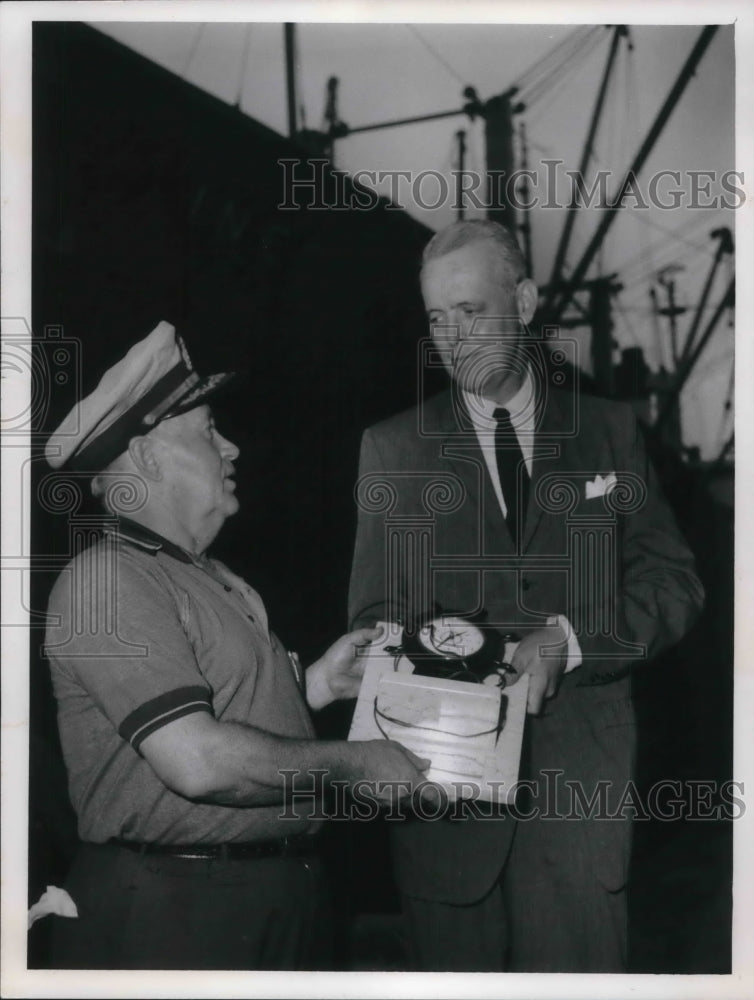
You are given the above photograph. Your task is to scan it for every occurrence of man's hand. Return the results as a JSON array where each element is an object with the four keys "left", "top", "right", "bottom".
[
  {"left": 305, "top": 625, "right": 382, "bottom": 711},
  {"left": 509, "top": 624, "right": 568, "bottom": 715},
  {"left": 347, "top": 739, "right": 433, "bottom": 806}
]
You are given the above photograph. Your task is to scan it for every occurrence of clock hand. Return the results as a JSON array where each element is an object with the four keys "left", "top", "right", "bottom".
[{"left": 435, "top": 630, "right": 464, "bottom": 648}]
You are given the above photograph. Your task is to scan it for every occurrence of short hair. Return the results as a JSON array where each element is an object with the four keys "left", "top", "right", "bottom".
[
  {"left": 90, "top": 451, "right": 134, "bottom": 510},
  {"left": 421, "top": 220, "right": 526, "bottom": 287}
]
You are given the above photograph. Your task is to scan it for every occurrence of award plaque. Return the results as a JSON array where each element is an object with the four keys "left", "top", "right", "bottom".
[{"left": 348, "top": 622, "right": 529, "bottom": 803}]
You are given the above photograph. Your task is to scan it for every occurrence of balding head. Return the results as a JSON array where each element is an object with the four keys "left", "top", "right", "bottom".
[{"left": 422, "top": 220, "right": 527, "bottom": 290}]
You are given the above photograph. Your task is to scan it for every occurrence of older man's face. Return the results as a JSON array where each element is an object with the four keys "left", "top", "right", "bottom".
[
  {"left": 150, "top": 405, "right": 240, "bottom": 543},
  {"left": 421, "top": 240, "right": 529, "bottom": 402}
]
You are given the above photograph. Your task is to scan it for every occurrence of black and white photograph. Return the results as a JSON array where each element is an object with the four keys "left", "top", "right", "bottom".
[{"left": 1, "top": 1, "right": 751, "bottom": 996}]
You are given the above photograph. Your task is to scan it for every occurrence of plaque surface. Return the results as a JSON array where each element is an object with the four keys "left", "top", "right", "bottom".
[{"left": 349, "top": 622, "right": 529, "bottom": 803}]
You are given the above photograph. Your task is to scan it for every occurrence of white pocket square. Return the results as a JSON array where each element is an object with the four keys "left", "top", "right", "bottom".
[{"left": 585, "top": 473, "right": 617, "bottom": 499}]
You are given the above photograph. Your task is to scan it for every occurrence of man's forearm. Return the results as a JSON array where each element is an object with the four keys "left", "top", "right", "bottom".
[
  {"left": 186, "top": 721, "right": 367, "bottom": 806},
  {"left": 141, "top": 712, "right": 425, "bottom": 810}
]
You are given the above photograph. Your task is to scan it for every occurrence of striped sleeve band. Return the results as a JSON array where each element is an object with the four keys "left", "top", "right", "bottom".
[{"left": 119, "top": 685, "right": 213, "bottom": 752}]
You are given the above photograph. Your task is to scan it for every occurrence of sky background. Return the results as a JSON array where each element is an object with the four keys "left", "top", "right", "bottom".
[{"left": 92, "top": 19, "right": 736, "bottom": 460}]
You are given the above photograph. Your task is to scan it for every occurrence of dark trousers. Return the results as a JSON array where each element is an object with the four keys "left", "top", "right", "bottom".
[
  {"left": 402, "top": 880, "right": 509, "bottom": 972},
  {"left": 401, "top": 818, "right": 628, "bottom": 973},
  {"left": 401, "top": 875, "right": 627, "bottom": 973},
  {"left": 401, "top": 690, "right": 634, "bottom": 972},
  {"left": 50, "top": 842, "right": 333, "bottom": 970}
]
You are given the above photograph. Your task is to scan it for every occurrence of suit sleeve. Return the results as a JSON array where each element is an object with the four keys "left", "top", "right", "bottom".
[
  {"left": 348, "top": 427, "right": 394, "bottom": 629},
  {"left": 572, "top": 405, "right": 705, "bottom": 679}
]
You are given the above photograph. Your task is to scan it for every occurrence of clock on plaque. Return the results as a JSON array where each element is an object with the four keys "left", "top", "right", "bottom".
[{"left": 391, "top": 612, "right": 520, "bottom": 688}]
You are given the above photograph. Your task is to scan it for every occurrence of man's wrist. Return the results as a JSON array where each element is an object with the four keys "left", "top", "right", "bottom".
[
  {"left": 546, "top": 614, "right": 582, "bottom": 672},
  {"left": 304, "top": 659, "right": 332, "bottom": 712}
]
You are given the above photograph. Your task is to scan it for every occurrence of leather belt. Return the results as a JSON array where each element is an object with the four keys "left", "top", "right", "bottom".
[{"left": 110, "top": 834, "right": 320, "bottom": 861}]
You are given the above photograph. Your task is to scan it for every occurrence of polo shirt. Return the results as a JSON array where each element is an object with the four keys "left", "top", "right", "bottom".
[{"left": 44, "top": 518, "right": 317, "bottom": 844}]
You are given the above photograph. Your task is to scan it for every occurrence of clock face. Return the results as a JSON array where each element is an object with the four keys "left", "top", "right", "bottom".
[{"left": 417, "top": 616, "right": 486, "bottom": 659}]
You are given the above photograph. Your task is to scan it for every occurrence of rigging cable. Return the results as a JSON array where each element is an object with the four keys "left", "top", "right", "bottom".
[
  {"left": 524, "top": 29, "right": 608, "bottom": 127},
  {"left": 686, "top": 347, "right": 734, "bottom": 384},
  {"left": 406, "top": 25, "right": 469, "bottom": 87},
  {"left": 593, "top": 30, "right": 624, "bottom": 275},
  {"left": 520, "top": 27, "right": 605, "bottom": 107},
  {"left": 234, "top": 23, "right": 253, "bottom": 108},
  {"left": 621, "top": 247, "right": 707, "bottom": 292},
  {"left": 515, "top": 26, "right": 594, "bottom": 91},
  {"left": 181, "top": 23, "right": 206, "bottom": 78},
  {"left": 618, "top": 302, "right": 729, "bottom": 317},
  {"left": 618, "top": 213, "right": 719, "bottom": 285},
  {"left": 538, "top": 36, "right": 622, "bottom": 290},
  {"left": 621, "top": 34, "right": 658, "bottom": 302},
  {"left": 618, "top": 227, "right": 713, "bottom": 285},
  {"left": 516, "top": 26, "right": 600, "bottom": 99}
]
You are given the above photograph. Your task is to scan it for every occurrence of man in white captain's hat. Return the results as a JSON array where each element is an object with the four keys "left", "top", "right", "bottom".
[{"left": 43, "top": 321, "right": 429, "bottom": 970}]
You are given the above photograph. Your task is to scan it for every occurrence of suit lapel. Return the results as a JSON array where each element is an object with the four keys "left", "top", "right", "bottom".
[
  {"left": 427, "top": 385, "right": 591, "bottom": 554},
  {"left": 432, "top": 389, "right": 515, "bottom": 556},
  {"left": 523, "top": 387, "right": 588, "bottom": 551}
]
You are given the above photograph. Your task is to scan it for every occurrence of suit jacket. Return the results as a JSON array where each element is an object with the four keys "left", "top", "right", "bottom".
[{"left": 349, "top": 383, "right": 704, "bottom": 904}]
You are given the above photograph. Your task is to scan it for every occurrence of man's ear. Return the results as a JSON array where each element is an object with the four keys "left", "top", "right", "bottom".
[
  {"left": 127, "top": 435, "right": 162, "bottom": 481},
  {"left": 516, "top": 278, "right": 539, "bottom": 325}
]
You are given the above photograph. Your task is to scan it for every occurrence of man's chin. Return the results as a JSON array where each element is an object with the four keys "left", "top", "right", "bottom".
[
  {"left": 452, "top": 370, "right": 519, "bottom": 402},
  {"left": 222, "top": 495, "right": 240, "bottom": 518}
]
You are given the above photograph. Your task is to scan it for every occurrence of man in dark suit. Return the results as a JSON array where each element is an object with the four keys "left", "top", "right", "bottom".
[{"left": 348, "top": 220, "right": 704, "bottom": 972}]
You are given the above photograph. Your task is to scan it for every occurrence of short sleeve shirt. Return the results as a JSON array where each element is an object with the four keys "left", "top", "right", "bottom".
[{"left": 44, "top": 519, "right": 317, "bottom": 844}]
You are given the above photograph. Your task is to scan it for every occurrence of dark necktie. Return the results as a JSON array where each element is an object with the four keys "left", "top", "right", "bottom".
[{"left": 493, "top": 407, "right": 529, "bottom": 544}]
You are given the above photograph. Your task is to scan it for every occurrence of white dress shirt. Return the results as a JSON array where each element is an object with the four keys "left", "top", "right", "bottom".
[
  {"left": 462, "top": 376, "right": 535, "bottom": 518},
  {"left": 462, "top": 376, "right": 582, "bottom": 672}
]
